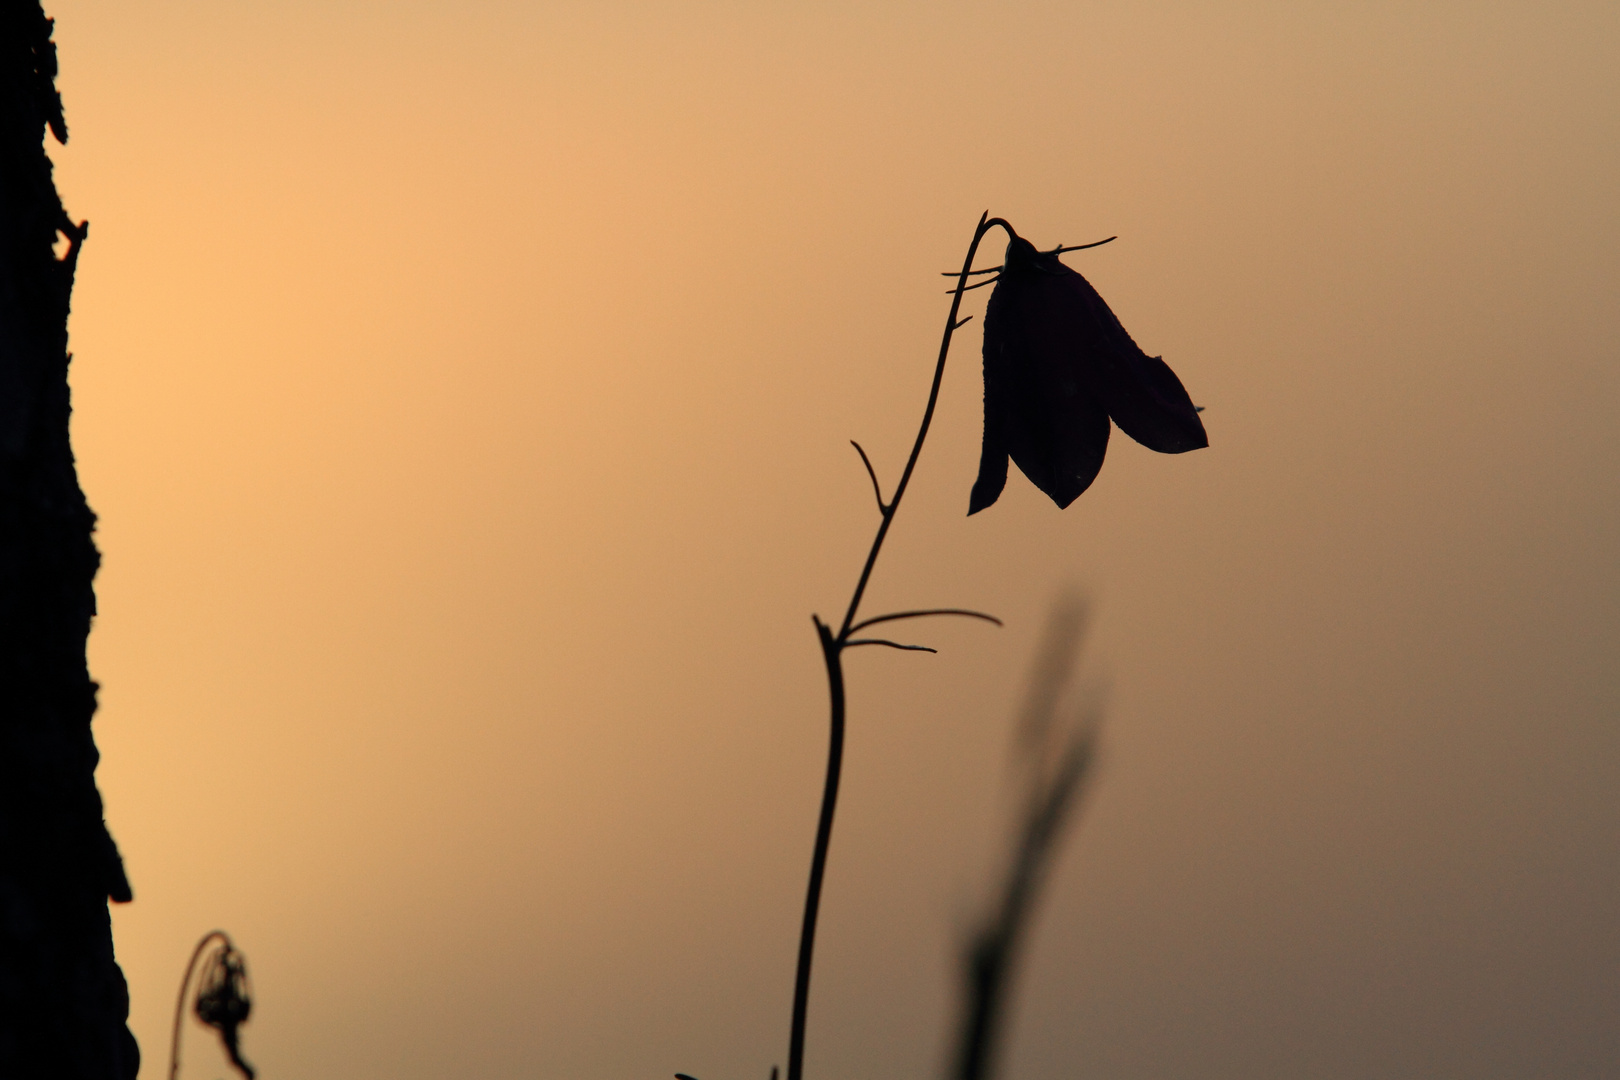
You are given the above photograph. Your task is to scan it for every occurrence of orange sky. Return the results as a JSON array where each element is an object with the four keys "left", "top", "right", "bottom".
[{"left": 45, "top": 2, "right": 1619, "bottom": 1078}]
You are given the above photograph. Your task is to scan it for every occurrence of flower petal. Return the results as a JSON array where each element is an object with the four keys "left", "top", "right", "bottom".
[
  {"left": 981, "top": 249, "right": 1112, "bottom": 509},
  {"left": 968, "top": 381, "right": 1009, "bottom": 515},
  {"left": 1045, "top": 265, "right": 1208, "bottom": 453},
  {"left": 1097, "top": 347, "right": 1208, "bottom": 453}
]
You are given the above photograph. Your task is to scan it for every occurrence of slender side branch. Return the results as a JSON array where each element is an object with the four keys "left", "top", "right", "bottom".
[
  {"left": 938, "top": 235, "right": 1115, "bottom": 276},
  {"left": 1049, "top": 236, "right": 1116, "bottom": 255},
  {"left": 848, "top": 608, "right": 1002, "bottom": 634},
  {"left": 850, "top": 441, "right": 886, "bottom": 513},
  {"left": 845, "top": 639, "right": 938, "bottom": 653}
]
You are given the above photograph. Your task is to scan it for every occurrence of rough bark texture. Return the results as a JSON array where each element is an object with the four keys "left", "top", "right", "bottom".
[{"left": 0, "top": 3, "right": 139, "bottom": 1077}]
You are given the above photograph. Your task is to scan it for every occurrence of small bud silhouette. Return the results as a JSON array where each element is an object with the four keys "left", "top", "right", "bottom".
[
  {"left": 194, "top": 940, "right": 255, "bottom": 1080},
  {"left": 968, "top": 229, "right": 1207, "bottom": 514}
]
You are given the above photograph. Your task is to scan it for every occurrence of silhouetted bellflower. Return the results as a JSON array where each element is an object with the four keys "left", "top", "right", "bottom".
[{"left": 968, "top": 231, "right": 1208, "bottom": 514}]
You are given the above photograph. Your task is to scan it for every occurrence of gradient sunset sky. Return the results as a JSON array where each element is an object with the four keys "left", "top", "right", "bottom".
[{"left": 45, "top": 2, "right": 1618, "bottom": 1078}]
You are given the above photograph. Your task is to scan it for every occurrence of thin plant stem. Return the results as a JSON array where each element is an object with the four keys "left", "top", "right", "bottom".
[
  {"left": 168, "top": 931, "right": 230, "bottom": 1080},
  {"left": 786, "top": 212, "right": 1014, "bottom": 1080},
  {"left": 788, "top": 617, "right": 847, "bottom": 1080}
]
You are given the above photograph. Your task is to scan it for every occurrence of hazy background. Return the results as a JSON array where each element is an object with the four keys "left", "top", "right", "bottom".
[{"left": 46, "top": 1, "right": 1617, "bottom": 1077}]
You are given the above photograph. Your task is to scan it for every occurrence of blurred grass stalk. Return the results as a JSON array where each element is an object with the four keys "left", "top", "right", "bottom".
[{"left": 950, "top": 597, "right": 1101, "bottom": 1080}]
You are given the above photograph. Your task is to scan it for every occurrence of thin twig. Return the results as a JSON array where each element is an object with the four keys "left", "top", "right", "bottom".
[
  {"left": 848, "top": 608, "right": 1002, "bottom": 634},
  {"left": 1049, "top": 236, "right": 1116, "bottom": 255},
  {"left": 938, "top": 235, "right": 1115, "bottom": 276},
  {"left": 845, "top": 638, "right": 938, "bottom": 652},
  {"left": 850, "top": 441, "right": 886, "bottom": 513}
]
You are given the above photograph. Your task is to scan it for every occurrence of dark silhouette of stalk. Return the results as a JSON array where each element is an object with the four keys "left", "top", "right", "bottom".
[
  {"left": 0, "top": 4, "right": 138, "bottom": 1077},
  {"left": 168, "top": 931, "right": 256, "bottom": 1080},
  {"left": 950, "top": 598, "right": 1099, "bottom": 1080},
  {"left": 785, "top": 213, "right": 1018, "bottom": 1080}
]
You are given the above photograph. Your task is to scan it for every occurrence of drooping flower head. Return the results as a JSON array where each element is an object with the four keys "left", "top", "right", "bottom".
[
  {"left": 968, "top": 228, "right": 1208, "bottom": 514},
  {"left": 195, "top": 939, "right": 256, "bottom": 1079}
]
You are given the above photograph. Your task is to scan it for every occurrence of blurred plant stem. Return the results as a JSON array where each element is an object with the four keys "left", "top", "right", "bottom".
[
  {"left": 786, "top": 212, "right": 1016, "bottom": 1080},
  {"left": 950, "top": 597, "right": 1099, "bottom": 1080}
]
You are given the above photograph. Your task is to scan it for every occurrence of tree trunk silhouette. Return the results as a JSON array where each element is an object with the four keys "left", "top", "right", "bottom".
[{"left": 0, "top": 3, "right": 138, "bottom": 1077}]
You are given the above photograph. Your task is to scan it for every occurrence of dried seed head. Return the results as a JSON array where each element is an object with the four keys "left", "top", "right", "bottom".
[{"left": 195, "top": 942, "right": 256, "bottom": 1080}]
